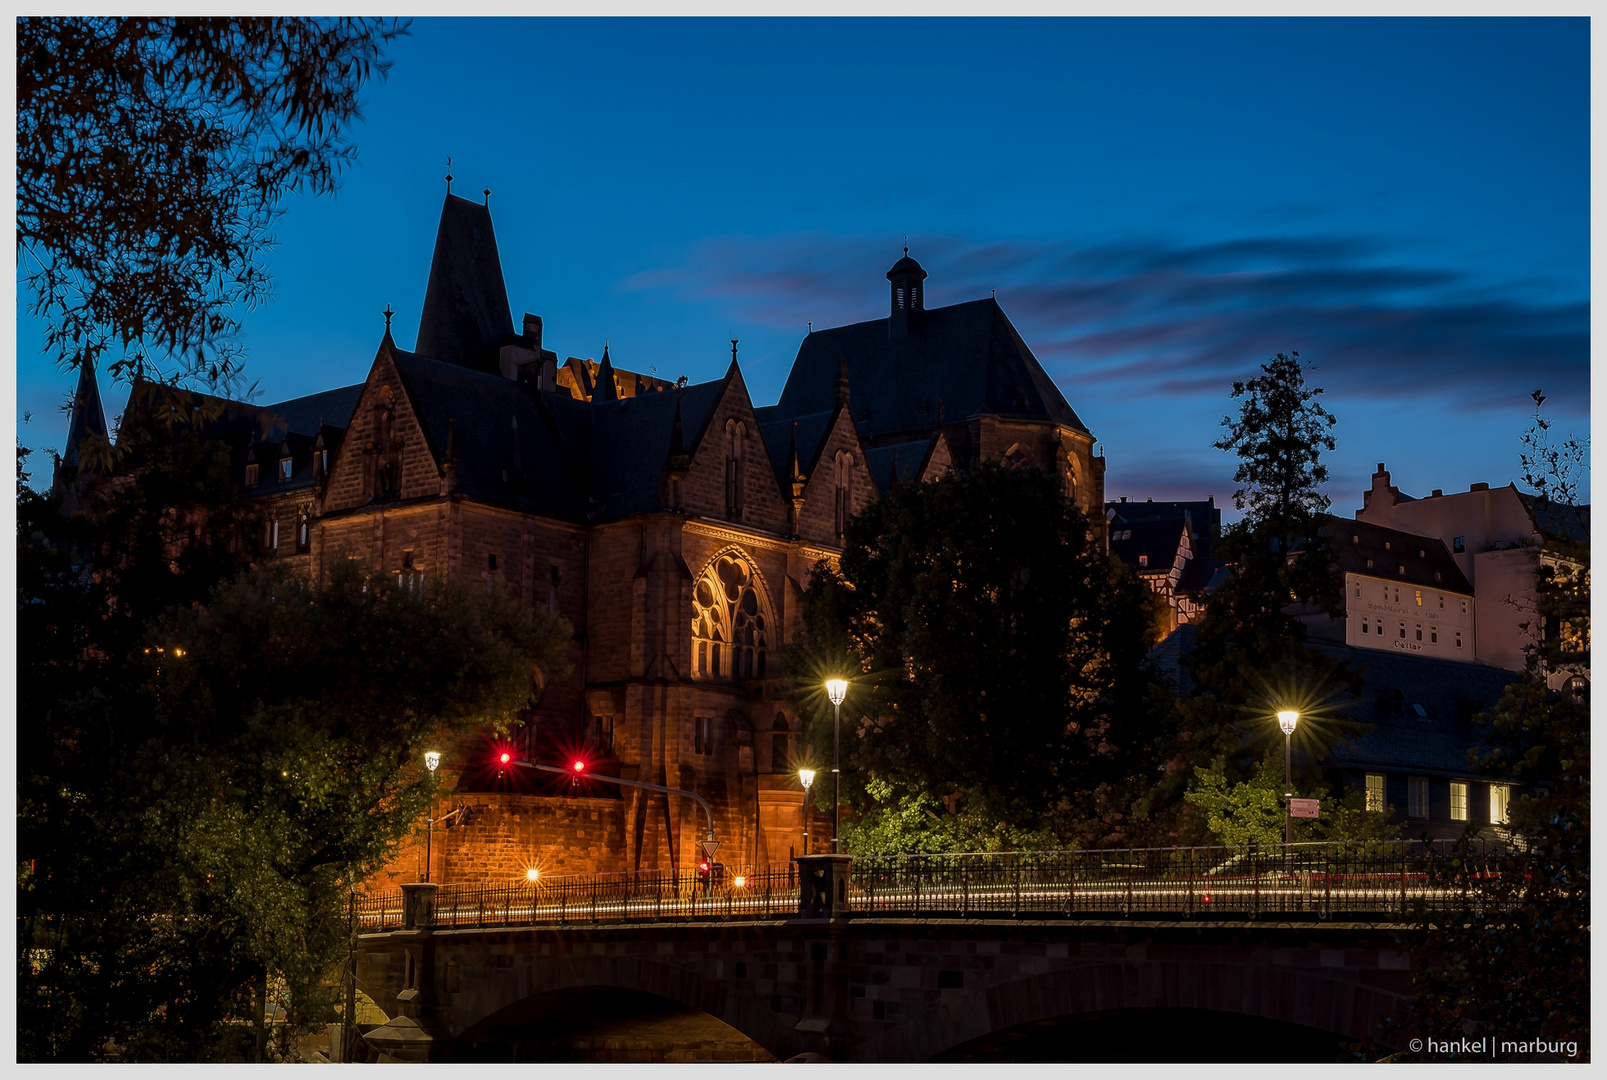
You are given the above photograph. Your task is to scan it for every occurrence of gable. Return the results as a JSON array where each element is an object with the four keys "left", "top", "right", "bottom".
[{"left": 320, "top": 342, "right": 443, "bottom": 514}]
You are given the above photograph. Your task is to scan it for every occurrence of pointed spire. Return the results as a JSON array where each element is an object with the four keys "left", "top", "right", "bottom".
[
  {"left": 415, "top": 191, "right": 514, "bottom": 372},
  {"left": 835, "top": 355, "right": 851, "bottom": 407},
  {"left": 595, "top": 343, "right": 619, "bottom": 401},
  {"left": 61, "top": 357, "right": 108, "bottom": 470}
]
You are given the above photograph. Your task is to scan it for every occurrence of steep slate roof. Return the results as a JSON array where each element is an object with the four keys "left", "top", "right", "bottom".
[
  {"left": 587, "top": 379, "right": 725, "bottom": 518},
  {"left": 1150, "top": 627, "right": 1518, "bottom": 778},
  {"left": 1316, "top": 643, "right": 1519, "bottom": 778},
  {"left": 863, "top": 438, "right": 933, "bottom": 493},
  {"left": 260, "top": 385, "right": 364, "bottom": 441},
  {"left": 1109, "top": 518, "right": 1188, "bottom": 573},
  {"left": 414, "top": 194, "right": 515, "bottom": 374},
  {"left": 755, "top": 405, "right": 837, "bottom": 492},
  {"left": 1320, "top": 516, "right": 1472, "bottom": 594},
  {"left": 1518, "top": 493, "right": 1590, "bottom": 544},
  {"left": 389, "top": 346, "right": 586, "bottom": 521},
  {"left": 774, "top": 297, "right": 1088, "bottom": 442},
  {"left": 1107, "top": 498, "right": 1223, "bottom": 558}
]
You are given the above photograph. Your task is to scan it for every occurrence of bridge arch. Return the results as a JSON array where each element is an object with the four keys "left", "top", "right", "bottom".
[
  {"left": 446, "top": 951, "right": 799, "bottom": 1062},
  {"left": 862, "top": 958, "right": 1410, "bottom": 1062}
]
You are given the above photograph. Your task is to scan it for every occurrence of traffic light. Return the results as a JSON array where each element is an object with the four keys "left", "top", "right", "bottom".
[
  {"left": 696, "top": 858, "right": 712, "bottom": 889},
  {"left": 571, "top": 759, "right": 587, "bottom": 775},
  {"left": 498, "top": 751, "right": 512, "bottom": 767}
]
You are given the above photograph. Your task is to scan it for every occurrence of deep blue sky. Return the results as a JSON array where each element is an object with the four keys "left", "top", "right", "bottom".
[{"left": 17, "top": 17, "right": 1590, "bottom": 510}]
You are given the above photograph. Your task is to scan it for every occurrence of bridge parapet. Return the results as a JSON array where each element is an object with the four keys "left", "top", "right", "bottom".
[{"left": 357, "top": 840, "right": 1507, "bottom": 934}]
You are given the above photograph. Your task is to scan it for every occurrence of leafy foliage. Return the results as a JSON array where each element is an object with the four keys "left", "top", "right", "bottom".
[
  {"left": 1390, "top": 400, "right": 1588, "bottom": 1062},
  {"left": 792, "top": 463, "right": 1170, "bottom": 844},
  {"left": 1185, "top": 753, "right": 1399, "bottom": 847},
  {"left": 18, "top": 17, "right": 407, "bottom": 389},
  {"left": 17, "top": 438, "right": 570, "bottom": 1061},
  {"left": 840, "top": 779, "right": 1059, "bottom": 856}
]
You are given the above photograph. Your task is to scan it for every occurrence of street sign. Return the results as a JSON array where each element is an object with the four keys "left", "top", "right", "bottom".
[
  {"left": 702, "top": 839, "right": 720, "bottom": 860},
  {"left": 1289, "top": 798, "right": 1320, "bottom": 819}
]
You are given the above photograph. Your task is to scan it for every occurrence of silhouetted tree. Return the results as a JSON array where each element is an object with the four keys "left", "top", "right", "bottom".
[{"left": 18, "top": 17, "right": 406, "bottom": 391}]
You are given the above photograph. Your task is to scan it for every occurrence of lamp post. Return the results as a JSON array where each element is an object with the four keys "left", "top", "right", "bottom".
[
  {"left": 1276, "top": 710, "right": 1299, "bottom": 848},
  {"left": 825, "top": 679, "right": 848, "bottom": 854},
  {"left": 798, "top": 768, "right": 816, "bottom": 856},
  {"left": 423, "top": 751, "right": 441, "bottom": 883}
]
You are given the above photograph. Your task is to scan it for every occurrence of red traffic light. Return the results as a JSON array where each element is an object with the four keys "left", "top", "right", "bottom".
[
  {"left": 697, "top": 859, "right": 711, "bottom": 874},
  {"left": 572, "top": 759, "right": 587, "bottom": 774},
  {"left": 499, "top": 751, "right": 512, "bottom": 766}
]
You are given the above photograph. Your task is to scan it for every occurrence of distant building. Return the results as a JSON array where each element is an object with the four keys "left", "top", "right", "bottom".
[
  {"left": 1354, "top": 463, "right": 1589, "bottom": 679},
  {"left": 1106, "top": 497, "right": 1224, "bottom": 632}
]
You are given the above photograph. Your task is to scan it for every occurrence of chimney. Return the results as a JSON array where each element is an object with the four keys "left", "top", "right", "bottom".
[{"left": 1470, "top": 482, "right": 1490, "bottom": 492}]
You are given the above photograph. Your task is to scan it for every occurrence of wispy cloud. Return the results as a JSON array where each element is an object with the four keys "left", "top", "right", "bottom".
[{"left": 623, "top": 231, "right": 1589, "bottom": 418}]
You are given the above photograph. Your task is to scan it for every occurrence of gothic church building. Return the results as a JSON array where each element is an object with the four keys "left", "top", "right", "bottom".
[{"left": 64, "top": 193, "right": 1106, "bottom": 886}]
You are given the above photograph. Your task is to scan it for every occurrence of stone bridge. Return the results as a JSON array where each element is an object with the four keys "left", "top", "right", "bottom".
[{"left": 353, "top": 855, "right": 1423, "bottom": 1062}]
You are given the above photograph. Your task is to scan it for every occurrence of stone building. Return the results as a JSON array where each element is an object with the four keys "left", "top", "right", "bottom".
[{"left": 61, "top": 192, "right": 1105, "bottom": 889}]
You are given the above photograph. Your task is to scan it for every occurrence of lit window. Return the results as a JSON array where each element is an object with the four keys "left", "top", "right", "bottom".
[
  {"left": 1450, "top": 781, "right": 1468, "bottom": 822},
  {"left": 1408, "top": 777, "right": 1429, "bottom": 818},
  {"left": 692, "top": 553, "right": 769, "bottom": 681},
  {"left": 1490, "top": 784, "right": 1510, "bottom": 825},
  {"left": 1366, "top": 774, "right": 1385, "bottom": 813},
  {"left": 1366, "top": 558, "right": 1374, "bottom": 569},
  {"left": 1384, "top": 541, "right": 1391, "bottom": 551},
  {"left": 279, "top": 457, "right": 293, "bottom": 481},
  {"left": 1414, "top": 590, "right": 1422, "bottom": 606},
  {"left": 1138, "top": 554, "right": 1149, "bottom": 567}
]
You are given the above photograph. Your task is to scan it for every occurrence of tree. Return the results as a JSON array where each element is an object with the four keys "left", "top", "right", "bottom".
[
  {"left": 18, "top": 17, "right": 407, "bottom": 390},
  {"left": 1152, "top": 353, "right": 1362, "bottom": 838},
  {"left": 18, "top": 453, "right": 571, "bottom": 1060},
  {"left": 1391, "top": 399, "right": 1589, "bottom": 1062},
  {"left": 1184, "top": 753, "right": 1399, "bottom": 847},
  {"left": 792, "top": 463, "right": 1170, "bottom": 846}
]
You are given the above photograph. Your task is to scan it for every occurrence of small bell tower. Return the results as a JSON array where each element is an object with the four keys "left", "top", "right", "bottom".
[{"left": 886, "top": 247, "right": 927, "bottom": 339}]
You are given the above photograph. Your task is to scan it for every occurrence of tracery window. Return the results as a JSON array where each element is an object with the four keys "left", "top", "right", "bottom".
[{"left": 692, "top": 552, "right": 770, "bottom": 681}]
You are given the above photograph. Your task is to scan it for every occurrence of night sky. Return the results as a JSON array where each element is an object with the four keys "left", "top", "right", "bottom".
[{"left": 16, "top": 17, "right": 1590, "bottom": 511}]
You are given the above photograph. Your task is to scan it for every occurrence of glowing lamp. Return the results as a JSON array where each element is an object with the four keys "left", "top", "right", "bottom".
[
  {"left": 525, "top": 868, "right": 540, "bottom": 883},
  {"left": 733, "top": 875, "right": 746, "bottom": 888},
  {"left": 798, "top": 768, "right": 816, "bottom": 790},
  {"left": 825, "top": 678, "right": 848, "bottom": 707},
  {"left": 1276, "top": 709, "right": 1299, "bottom": 735},
  {"left": 424, "top": 751, "right": 441, "bottom": 773}
]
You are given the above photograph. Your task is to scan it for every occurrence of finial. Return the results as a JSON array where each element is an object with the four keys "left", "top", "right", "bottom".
[
  {"left": 382, "top": 303, "right": 395, "bottom": 331},
  {"left": 483, "top": 187, "right": 491, "bottom": 206},
  {"left": 445, "top": 156, "right": 453, "bottom": 193},
  {"left": 903, "top": 234, "right": 909, "bottom": 255},
  {"left": 808, "top": 321, "right": 812, "bottom": 334},
  {"left": 731, "top": 339, "right": 739, "bottom": 365}
]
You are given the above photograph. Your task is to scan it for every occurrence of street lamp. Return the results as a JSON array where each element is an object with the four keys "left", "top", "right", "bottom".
[
  {"left": 423, "top": 751, "right": 441, "bottom": 883},
  {"left": 1276, "top": 710, "right": 1299, "bottom": 848},
  {"left": 825, "top": 679, "right": 848, "bottom": 854},
  {"left": 798, "top": 768, "right": 816, "bottom": 855}
]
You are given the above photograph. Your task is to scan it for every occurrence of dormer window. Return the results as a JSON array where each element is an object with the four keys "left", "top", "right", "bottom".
[
  {"left": 244, "top": 463, "right": 259, "bottom": 486},
  {"left": 1138, "top": 554, "right": 1149, "bottom": 567},
  {"left": 279, "top": 457, "right": 293, "bottom": 481}
]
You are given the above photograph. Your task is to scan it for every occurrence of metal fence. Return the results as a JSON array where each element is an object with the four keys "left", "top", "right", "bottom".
[{"left": 357, "top": 840, "right": 1508, "bottom": 932}]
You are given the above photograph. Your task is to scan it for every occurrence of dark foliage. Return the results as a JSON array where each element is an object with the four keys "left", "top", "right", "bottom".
[
  {"left": 17, "top": 429, "right": 569, "bottom": 1061},
  {"left": 792, "top": 463, "right": 1171, "bottom": 845},
  {"left": 18, "top": 17, "right": 406, "bottom": 389}
]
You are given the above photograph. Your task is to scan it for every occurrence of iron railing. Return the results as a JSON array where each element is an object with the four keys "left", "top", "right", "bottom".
[{"left": 357, "top": 840, "right": 1509, "bottom": 932}]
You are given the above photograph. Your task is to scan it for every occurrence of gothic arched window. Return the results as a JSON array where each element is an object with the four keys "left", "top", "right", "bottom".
[
  {"left": 1063, "top": 452, "right": 1079, "bottom": 505},
  {"left": 724, "top": 420, "right": 747, "bottom": 520},
  {"left": 833, "top": 450, "right": 853, "bottom": 539},
  {"left": 692, "top": 551, "right": 770, "bottom": 681}
]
